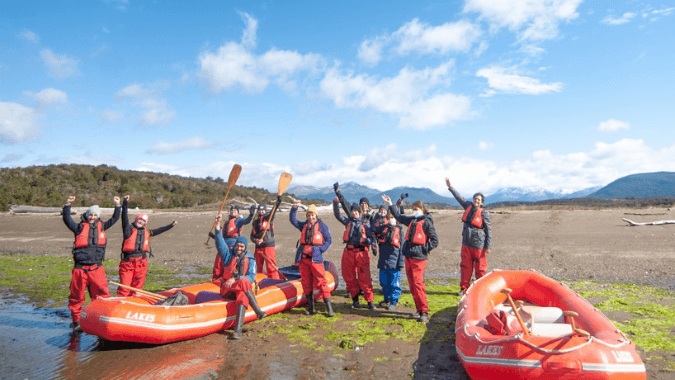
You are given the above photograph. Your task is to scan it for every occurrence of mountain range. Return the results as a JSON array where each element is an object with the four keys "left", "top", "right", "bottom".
[{"left": 287, "top": 172, "right": 675, "bottom": 206}]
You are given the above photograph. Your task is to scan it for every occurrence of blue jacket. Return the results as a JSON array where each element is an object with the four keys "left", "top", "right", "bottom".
[
  {"left": 289, "top": 206, "right": 332, "bottom": 263},
  {"left": 214, "top": 230, "right": 256, "bottom": 284}
]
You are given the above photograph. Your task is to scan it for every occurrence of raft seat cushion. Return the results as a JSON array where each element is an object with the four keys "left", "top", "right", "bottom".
[
  {"left": 530, "top": 322, "right": 574, "bottom": 337},
  {"left": 495, "top": 303, "right": 572, "bottom": 337}
]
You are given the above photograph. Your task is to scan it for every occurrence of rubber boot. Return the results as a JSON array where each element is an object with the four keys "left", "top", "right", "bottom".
[
  {"left": 231, "top": 304, "right": 246, "bottom": 340},
  {"left": 324, "top": 298, "right": 335, "bottom": 317},
  {"left": 351, "top": 295, "right": 360, "bottom": 309},
  {"left": 305, "top": 295, "right": 316, "bottom": 315},
  {"left": 245, "top": 290, "right": 266, "bottom": 319}
]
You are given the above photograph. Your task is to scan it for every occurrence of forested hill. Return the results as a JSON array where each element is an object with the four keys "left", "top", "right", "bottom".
[{"left": 0, "top": 164, "right": 293, "bottom": 212}]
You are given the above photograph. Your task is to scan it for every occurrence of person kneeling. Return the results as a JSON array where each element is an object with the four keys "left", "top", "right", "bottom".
[{"left": 214, "top": 214, "right": 265, "bottom": 340}]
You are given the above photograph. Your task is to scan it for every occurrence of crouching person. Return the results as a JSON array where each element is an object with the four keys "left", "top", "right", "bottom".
[
  {"left": 62, "top": 195, "right": 121, "bottom": 332},
  {"left": 213, "top": 214, "right": 265, "bottom": 340}
]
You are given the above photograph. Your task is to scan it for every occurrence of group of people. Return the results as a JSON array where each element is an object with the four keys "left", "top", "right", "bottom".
[{"left": 61, "top": 177, "right": 492, "bottom": 337}]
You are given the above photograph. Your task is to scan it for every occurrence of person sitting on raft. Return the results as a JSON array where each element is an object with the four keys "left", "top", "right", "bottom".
[
  {"left": 289, "top": 201, "right": 334, "bottom": 317},
  {"left": 209, "top": 204, "right": 255, "bottom": 282},
  {"left": 62, "top": 195, "right": 121, "bottom": 333},
  {"left": 117, "top": 195, "right": 177, "bottom": 297},
  {"left": 213, "top": 214, "right": 265, "bottom": 340}
]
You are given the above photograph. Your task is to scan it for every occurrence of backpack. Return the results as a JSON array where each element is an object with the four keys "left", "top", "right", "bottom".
[{"left": 156, "top": 290, "right": 190, "bottom": 306}]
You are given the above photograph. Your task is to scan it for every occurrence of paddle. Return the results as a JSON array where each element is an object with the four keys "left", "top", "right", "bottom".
[
  {"left": 500, "top": 288, "right": 530, "bottom": 337},
  {"left": 257, "top": 172, "right": 293, "bottom": 280},
  {"left": 563, "top": 310, "right": 590, "bottom": 337},
  {"left": 205, "top": 164, "right": 243, "bottom": 246},
  {"left": 109, "top": 281, "right": 167, "bottom": 300}
]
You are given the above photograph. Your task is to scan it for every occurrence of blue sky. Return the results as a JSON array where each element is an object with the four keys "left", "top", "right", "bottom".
[{"left": 2, "top": 0, "right": 674, "bottom": 197}]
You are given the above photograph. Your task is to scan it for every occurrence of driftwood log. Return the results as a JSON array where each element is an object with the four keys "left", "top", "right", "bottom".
[{"left": 622, "top": 218, "right": 675, "bottom": 226}]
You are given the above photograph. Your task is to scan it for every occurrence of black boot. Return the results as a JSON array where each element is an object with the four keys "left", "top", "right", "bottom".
[
  {"left": 245, "top": 290, "right": 266, "bottom": 319},
  {"left": 351, "top": 295, "right": 360, "bottom": 309},
  {"left": 324, "top": 298, "right": 335, "bottom": 317},
  {"left": 231, "top": 304, "right": 246, "bottom": 340},
  {"left": 305, "top": 295, "right": 316, "bottom": 315}
]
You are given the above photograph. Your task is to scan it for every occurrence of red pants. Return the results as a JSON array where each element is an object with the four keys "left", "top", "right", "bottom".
[
  {"left": 68, "top": 265, "right": 110, "bottom": 323},
  {"left": 341, "top": 246, "right": 374, "bottom": 302},
  {"left": 405, "top": 257, "right": 428, "bottom": 314},
  {"left": 254, "top": 246, "right": 281, "bottom": 280},
  {"left": 220, "top": 278, "right": 252, "bottom": 307},
  {"left": 117, "top": 257, "right": 148, "bottom": 297},
  {"left": 298, "top": 258, "right": 331, "bottom": 299},
  {"left": 212, "top": 254, "right": 224, "bottom": 283},
  {"left": 460, "top": 245, "right": 487, "bottom": 291}
]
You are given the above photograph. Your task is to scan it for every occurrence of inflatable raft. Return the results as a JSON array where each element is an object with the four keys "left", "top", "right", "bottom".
[
  {"left": 80, "top": 261, "right": 339, "bottom": 344},
  {"left": 455, "top": 270, "right": 646, "bottom": 380}
]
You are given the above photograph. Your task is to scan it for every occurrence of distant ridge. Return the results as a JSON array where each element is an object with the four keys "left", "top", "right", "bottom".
[{"left": 588, "top": 172, "right": 675, "bottom": 198}]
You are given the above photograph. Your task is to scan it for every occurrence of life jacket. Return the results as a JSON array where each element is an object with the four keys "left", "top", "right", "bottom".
[
  {"left": 74, "top": 221, "right": 106, "bottom": 248},
  {"left": 251, "top": 217, "right": 273, "bottom": 239},
  {"left": 224, "top": 217, "right": 240, "bottom": 238},
  {"left": 378, "top": 225, "right": 401, "bottom": 248},
  {"left": 461, "top": 205, "right": 484, "bottom": 228},
  {"left": 404, "top": 218, "right": 427, "bottom": 246},
  {"left": 122, "top": 227, "right": 150, "bottom": 253},
  {"left": 222, "top": 253, "right": 249, "bottom": 280},
  {"left": 342, "top": 220, "right": 367, "bottom": 245},
  {"left": 300, "top": 222, "right": 325, "bottom": 254}
]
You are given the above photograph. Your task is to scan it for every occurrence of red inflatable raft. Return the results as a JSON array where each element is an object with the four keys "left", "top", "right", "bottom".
[
  {"left": 455, "top": 270, "right": 646, "bottom": 380},
  {"left": 80, "top": 261, "right": 338, "bottom": 344}
]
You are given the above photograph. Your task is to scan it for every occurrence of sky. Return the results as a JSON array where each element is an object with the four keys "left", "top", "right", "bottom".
[{"left": 2, "top": 0, "right": 675, "bottom": 198}]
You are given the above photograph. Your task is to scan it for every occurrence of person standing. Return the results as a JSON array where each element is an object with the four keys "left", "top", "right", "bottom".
[
  {"left": 117, "top": 195, "right": 177, "bottom": 297},
  {"left": 382, "top": 195, "right": 438, "bottom": 322},
  {"left": 250, "top": 196, "right": 283, "bottom": 280},
  {"left": 213, "top": 214, "right": 265, "bottom": 340},
  {"left": 333, "top": 197, "right": 376, "bottom": 310},
  {"left": 289, "top": 201, "right": 334, "bottom": 317},
  {"left": 371, "top": 211, "right": 405, "bottom": 310},
  {"left": 445, "top": 178, "right": 492, "bottom": 295},
  {"left": 62, "top": 195, "right": 121, "bottom": 332},
  {"left": 210, "top": 204, "right": 255, "bottom": 282}
]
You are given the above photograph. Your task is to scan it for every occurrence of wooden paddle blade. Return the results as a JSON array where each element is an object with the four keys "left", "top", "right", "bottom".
[
  {"left": 228, "top": 164, "right": 243, "bottom": 189},
  {"left": 277, "top": 172, "right": 293, "bottom": 195}
]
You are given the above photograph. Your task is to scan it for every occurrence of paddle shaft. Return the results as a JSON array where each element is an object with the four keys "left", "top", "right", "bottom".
[
  {"left": 109, "top": 281, "right": 166, "bottom": 300},
  {"left": 501, "top": 288, "right": 529, "bottom": 337},
  {"left": 256, "top": 172, "right": 292, "bottom": 280},
  {"left": 205, "top": 164, "right": 242, "bottom": 245}
]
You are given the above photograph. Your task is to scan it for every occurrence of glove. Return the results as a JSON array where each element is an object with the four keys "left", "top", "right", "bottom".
[
  {"left": 249, "top": 204, "right": 256, "bottom": 213},
  {"left": 277, "top": 195, "right": 282, "bottom": 203},
  {"left": 333, "top": 182, "right": 340, "bottom": 192},
  {"left": 400, "top": 193, "right": 409, "bottom": 200},
  {"left": 372, "top": 248, "right": 378, "bottom": 256}
]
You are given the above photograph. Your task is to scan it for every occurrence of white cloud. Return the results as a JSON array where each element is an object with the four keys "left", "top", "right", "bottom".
[
  {"left": 20, "top": 29, "right": 39, "bottom": 43},
  {"left": 358, "top": 19, "right": 482, "bottom": 65},
  {"left": 601, "top": 12, "right": 636, "bottom": 25},
  {"left": 463, "top": 0, "right": 583, "bottom": 42},
  {"left": 23, "top": 88, "right": 68, "bottom": 107},
  {"left": 40, "top": 49, "right": 79, "bottom": 79},
  {"left": 0, "top": 102, "right": 39, "bottom": 143},
  {"left": 476, "top": 66, "right": 563, "bottom": 95},
  {"left": 115, "top": 83, "right": 175, "bottom": 126},
  {"left": 478, "top": 141, "right": 495, "bottom": 151},
  {"left": 320, "top": 61, "right": 471, "bottom": 130},
  {"left": 643, "top": 7, "right": 675, "bottom": 21},
  {"left": 198, "top": 12, "right": 323, "bottom": 94},
  {"left": 598, "top": 119, "right": 630, "bottom": 132},
  {"left": 148, "top": 136, "right": 215, "bottom": 154}
]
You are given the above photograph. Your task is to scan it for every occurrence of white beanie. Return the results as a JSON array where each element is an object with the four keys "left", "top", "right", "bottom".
[{"left": 86, "top": 205, "right": 101, "bottom": 217}]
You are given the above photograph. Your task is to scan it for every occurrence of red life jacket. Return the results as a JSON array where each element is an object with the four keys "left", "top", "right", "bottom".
[
  {"left": 122, "top": 227, "right": 150, "bottom": 253},
  {"left": 74, "top": 221, "right": 106, "bottom": 248},
  {"left": 251, "top": 218, "right": 273, "bottom": 239},
  {"left": 224, "top": 217, "right": 240, "bottom": 238},
  {"left": 378, "top": 225, "right": 401, "bottom": 248},
  {"left": 461, "top": 205, "right": 484, "bottom": 228},
  {"left": 222, "top": 254, "right": 249, "bottom": 280},
  {"left": 300, "top": 222, "right": 325, "bottom": 254},
  {"left": 342, "top": 221, "right": 366, "bottom": 244},
  {"left": 405, "top": 219, "right": 427, "bottom": 245}
]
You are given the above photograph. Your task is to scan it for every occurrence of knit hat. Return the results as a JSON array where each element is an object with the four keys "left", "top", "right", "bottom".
[
  {"left": 86, "top": 205, "right": 101, "bottom": 217},
  {"left": 306, "top": 204, "right": 318, "bottom": 216},
  {"left": 229, "top": 205, "right": 239, "bottom": 211},
  {"left": 135, "top": 213, "right": 149, "bottom": 223},
  {"left": 359, "top": 197, "right": 370, "bottom": 206},
  {"left": 235, "top": 236, "right": 248, "bottom": 250},
  {"left": 350, "top": 203, "right": 360, "bottom": 212},
  {"left": 257, "top": 204, "right": 266, "bottom": 211}
]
